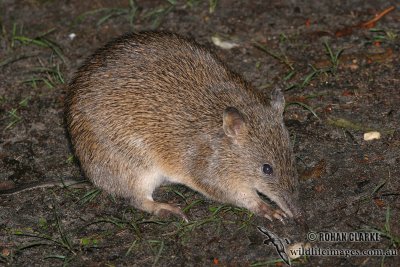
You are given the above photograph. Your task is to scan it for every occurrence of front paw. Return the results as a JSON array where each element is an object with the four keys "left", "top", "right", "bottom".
[{"left": 257, "top": 202, "right": 287, "bottom": 223}]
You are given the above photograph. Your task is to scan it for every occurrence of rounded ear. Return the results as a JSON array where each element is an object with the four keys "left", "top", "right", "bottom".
[
  {"left": 271, "top": 88, "right": 285, "bottom": 114},
  {"left": 223, "top": 107, "right": 245, "bottom": 138}
]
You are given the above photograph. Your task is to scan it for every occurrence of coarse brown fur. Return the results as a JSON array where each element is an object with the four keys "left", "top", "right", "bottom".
[{"left": 65, "top": 32, "right": 302, "bottom": 222}]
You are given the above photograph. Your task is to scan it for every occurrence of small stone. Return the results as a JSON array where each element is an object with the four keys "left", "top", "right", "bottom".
[
  {"left": 211, "top": 36, "right": 239, "bottom": 49},
  {"left": 287, "top": 242, "right": 311, "bottom": 259},
  {"left": 69, "top": 33, "right": 76, "bottom": 40},
  {"left": 364, "top": 131, "right": 381, "bottom": 141}
]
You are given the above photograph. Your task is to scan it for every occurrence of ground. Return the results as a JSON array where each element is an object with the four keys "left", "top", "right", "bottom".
[{"left": 0, "top": 0, "right": 399, "bottom": 266}]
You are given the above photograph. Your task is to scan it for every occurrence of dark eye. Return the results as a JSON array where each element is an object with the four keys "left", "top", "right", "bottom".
[{"left": 262, "top": 164, "right": 273, "bottom": 175}]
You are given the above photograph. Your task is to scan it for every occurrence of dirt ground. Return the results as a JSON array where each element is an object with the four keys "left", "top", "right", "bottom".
[{"left": 0, "top": 0, "right": 399, "bottom": 266}]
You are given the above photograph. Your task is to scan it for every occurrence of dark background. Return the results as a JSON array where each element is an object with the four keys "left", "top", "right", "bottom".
[{"left": 1, "top": 1, "right": 399, "bottom": 266}]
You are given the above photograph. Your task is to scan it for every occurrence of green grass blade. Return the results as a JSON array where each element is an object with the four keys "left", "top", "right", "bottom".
[
  {"left": 285, "top": 101, "right": 319, "bottom": 120},
  {"left": 96, "top": 9, "right": 127, "bottom": 27}
]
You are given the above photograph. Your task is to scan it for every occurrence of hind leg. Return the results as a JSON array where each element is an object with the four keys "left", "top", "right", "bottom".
[
  {"left": 127, "top": 169, "right": 188, "bottom": 222},
  {"left": 79, "top": 141, "right": 188, "bottom": 221}
]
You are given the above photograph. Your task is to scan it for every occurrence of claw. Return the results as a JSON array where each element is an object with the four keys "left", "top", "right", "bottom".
[
  {"left": 258, "top": 203, "right": 287, "bottom": 223},
  {"left": 281, "top": 211, "right": 288, "bottom": 218},
  {"left": 272, "top": 209, "right": 288, "bottom": 224},
  {"left": 264, "top": 214, "right": 273, "bottom": 221},
  {"left": 272, "top": 212, "right": 284, "bottom": 222},
  {"left": 180, "top": 213, "right": 189, "bottom": 223}
]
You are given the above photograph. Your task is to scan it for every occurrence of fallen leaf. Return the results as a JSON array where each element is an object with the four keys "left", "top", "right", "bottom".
[
  {"left": 335, "top": 26, "right": 355, "bottom": 37},
  {"left": 301, "top": 159, "right": 327, "bottom": 180},
  {"left": 373, "top": 41, "right": 381, "bottom": 47},
  {"left": 360, "top": 6, "right": 395, "bottom": 29},
  {"left": 342, "top": 90, "right": 353, "bottom": 96},
  {"left": 335, "top": 6, "right": 395, "bottom": 37},
  {"left": 213, "top": 258, "right": 219, "bottom": 265},
  {"left": 374, "top": 198, "right": 385, "bottom": 208}
]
